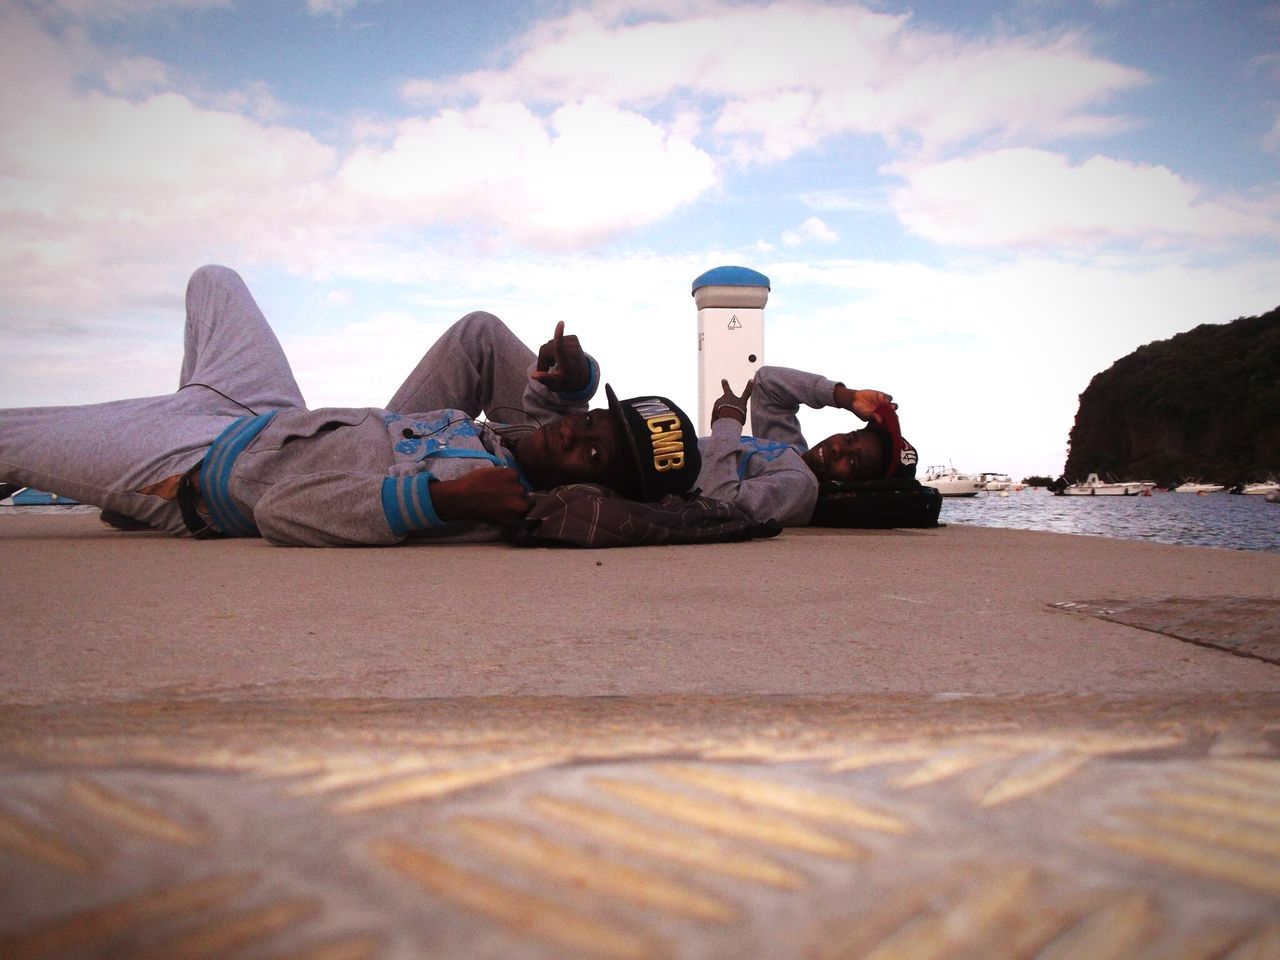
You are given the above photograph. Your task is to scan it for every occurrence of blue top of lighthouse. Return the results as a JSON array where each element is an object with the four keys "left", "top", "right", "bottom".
[{"left": 691, "top": 265, "right": 770, "bottom": 295}]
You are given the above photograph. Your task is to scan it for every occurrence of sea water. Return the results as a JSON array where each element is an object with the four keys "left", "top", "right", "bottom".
[{"left": 940, "top": 488, "right": 1280, "bottom": 553}]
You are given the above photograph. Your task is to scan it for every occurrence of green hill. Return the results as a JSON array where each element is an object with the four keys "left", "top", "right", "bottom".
[{"left": 1063, "top": 306, "right": 1280, "bottom": 487}]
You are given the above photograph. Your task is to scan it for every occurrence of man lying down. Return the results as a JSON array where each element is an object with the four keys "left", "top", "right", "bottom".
[{"left": 0, "top": 265, "right": 727, "bottom": 547}]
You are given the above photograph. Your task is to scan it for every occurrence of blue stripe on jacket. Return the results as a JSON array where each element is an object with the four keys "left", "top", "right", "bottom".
[
  {"left": 379, "top": 448, "right": 528, "bottom": 538},
  {"left": 554, "top": 357, "right": 600, "bottom": 405},
  {"left": 202, "top": 412, "right": 278, "bottom": 537},
  {"left": 381, "top": 473, "right": 441, "bottom": 537}
]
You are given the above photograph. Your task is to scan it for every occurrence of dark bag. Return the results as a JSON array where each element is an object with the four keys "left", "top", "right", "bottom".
[
  {"left": 509, "top": 484, "right": 782, "bottom": 548},
  {"left": 809, "top": 476, "right": 942, "bottom": 529}
]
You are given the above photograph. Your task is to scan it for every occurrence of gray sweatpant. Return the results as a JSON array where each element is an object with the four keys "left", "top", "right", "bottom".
[
  {"left": 2, "top": 266, "right": 542, "bottom": 535},
  {"left": 0, "top": 265, "right": 304, "bottom": 534},
  {"left": 385, "top": 309, "right": 541, "bottom": 427}
]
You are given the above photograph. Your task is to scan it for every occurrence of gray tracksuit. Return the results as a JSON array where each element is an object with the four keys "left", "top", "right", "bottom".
[
  {"left": 0, "top": 265, "right": 595, "bottom": 546},
  {"left": 695, "top": 366, "right": 842, "bottom": 526}
]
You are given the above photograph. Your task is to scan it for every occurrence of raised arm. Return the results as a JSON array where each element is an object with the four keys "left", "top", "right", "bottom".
[
  {"left": 522, "top": 320, "right": 601, "bottom": 425},
  {"left": 750, "top": 366, "right": 894, "bottom": 449},
  {"left": 697, "top": 378, "right": 819, "bottom": 526}
]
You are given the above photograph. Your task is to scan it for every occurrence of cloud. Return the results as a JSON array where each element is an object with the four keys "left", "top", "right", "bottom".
[
  {"left": 405, "top": 0, "right": 1147, "bottom": 161},
  {"left": 889, "top": 148, "right": 1280, "bottom": 247},
  {"left": 339, "top": 98, "right": 717, "bottom": 247},
  {"left": 781, "top": 216, "right": 839, "bottom": 246},
  {"left": 0, "top": 6, "right": 345, "bottom": 316},
  {"left": 306, "top": 0, "right": 374, "bottom": 16},
  {"left": 759, "top": 251, "right": 1280, "bottom": 480}
]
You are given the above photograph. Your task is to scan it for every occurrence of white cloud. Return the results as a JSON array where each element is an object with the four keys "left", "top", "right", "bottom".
[
  {"left": 100, "top": 56, "right": 173, "bottom": 97},
  {"left": 0, "top": 8, "right": 345, "bottom": 316},
  {"left": 340, "top": 98, "right": 717, "bottom": 247},
  {"left": 781, "top": 216, "right": 839, "bottom": 246},
  {"left": 889, "top": 148, "right": 1280, "bottom": 247},
  {"left": 306, "top": 0, "right": 372, "bottom": 16},
  {"left": 406, "top": 0, "right": 1147, "bottom": 162},
  {"left": 761, "top": 252, "right": 1280, "bottom": 481}
]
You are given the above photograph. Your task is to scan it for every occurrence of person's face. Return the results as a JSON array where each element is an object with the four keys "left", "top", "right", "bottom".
[
  {"left": 515, "top": 409, "right": 625, "bottom": 490},
  {"left": 801, "top": 430, "right": 886, "bottom": 484}
]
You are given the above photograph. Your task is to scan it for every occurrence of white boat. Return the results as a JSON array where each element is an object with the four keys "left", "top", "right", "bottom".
[
  {"left": 1173, "top": 480, "right": 1225, "bottom": 494},
  {"left": 922, "top": 465, "right": 984, "bottom": 497},
  {"left": 1240, "top": 481, "right": 1280, "bottom": 496},
  {"left": 1060, "top": 473, "right": 1153, "bottom": 496},
  {"left": 980, "top": 472, "right": 1012, "bottom": 492}
]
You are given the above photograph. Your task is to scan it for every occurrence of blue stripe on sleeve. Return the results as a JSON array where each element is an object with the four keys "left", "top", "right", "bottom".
[
  {"left": 555, "top": 356, "right": 600, "bottom": 405},
  {"left": 381, "top": 477, "right": 409, "bottom": 537},
  {"left": 382, "top": 473, "right": 443, "bottom": 537}
]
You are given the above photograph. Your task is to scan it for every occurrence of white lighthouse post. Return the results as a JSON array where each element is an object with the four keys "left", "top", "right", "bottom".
[{"left": 692, "top": 265, "right": 770, "bottom": 435}]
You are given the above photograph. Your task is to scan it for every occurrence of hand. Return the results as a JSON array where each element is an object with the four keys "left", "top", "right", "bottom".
[
  {"left": 429, "top": 468, "right": 532, "bottom": 525},
  {"left": 833, "top": 385, "right": 896, "bottom": 423},
  {"left": 712, "top": 378, "right": 753, "bottom": 424},
  {"left": 531, "top": 320, "right": 591, "bottom": 393}
]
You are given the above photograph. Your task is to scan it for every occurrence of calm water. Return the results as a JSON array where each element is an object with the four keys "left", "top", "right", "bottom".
[{"left": 940, "top": 489, "right": 1280, "bottom": 553}]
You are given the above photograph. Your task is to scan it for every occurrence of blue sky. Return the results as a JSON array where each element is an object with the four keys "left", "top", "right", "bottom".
[{"left": 2, "top": 0, "right": 1278, "bottom": 482}]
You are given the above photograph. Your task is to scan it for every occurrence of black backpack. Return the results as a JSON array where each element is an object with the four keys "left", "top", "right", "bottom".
[
  {"left": 809, "top": 476, "right": 943, "bottom": 529},
  {"left": 510, "top": 484, "right": 783, "bottom": 548}
]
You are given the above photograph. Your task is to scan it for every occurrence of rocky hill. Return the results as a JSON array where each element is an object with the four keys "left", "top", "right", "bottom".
[{"left": 1063, "top": 306, "right": 1280, "bottom": 487}]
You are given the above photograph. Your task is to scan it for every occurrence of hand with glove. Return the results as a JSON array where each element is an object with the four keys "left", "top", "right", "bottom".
[{"left": 712, "top": 378, "right": 754, "bottom": 425}]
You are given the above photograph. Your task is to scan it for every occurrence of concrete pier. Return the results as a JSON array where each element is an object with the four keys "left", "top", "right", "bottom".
[{"left": 2, "top": 512, "right": 1278, "bottom": 959}]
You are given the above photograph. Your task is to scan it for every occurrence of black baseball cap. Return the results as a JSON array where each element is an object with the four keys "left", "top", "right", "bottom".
[{"left": 605, "top": 384, "right": 701, "bottom": 501}]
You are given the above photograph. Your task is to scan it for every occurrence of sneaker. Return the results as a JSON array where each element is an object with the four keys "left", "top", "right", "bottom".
[{"left": 99, "top": 510, "right": 154, "bottom": 531}]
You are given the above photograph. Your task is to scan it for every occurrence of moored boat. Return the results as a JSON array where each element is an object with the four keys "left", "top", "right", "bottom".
[
  {"left": 1060, "top": 473, "right": 1153, "bottom": 496},
  {"left": 1240, "top": 480, "right": 1280, "bottom": 496},
  {"left": 922, "top": 465, "right": 984, "bottom": 497},
  {"left": 980, "top": 472, "right": 1013, "bottom": 492},
  {"left": 1173, "top": 480, "right": 1225, "bottom": 494}
]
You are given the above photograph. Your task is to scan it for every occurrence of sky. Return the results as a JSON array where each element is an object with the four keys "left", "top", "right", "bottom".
[{"left": 2, "top": 0, "right": 1278, "bottom": 482}]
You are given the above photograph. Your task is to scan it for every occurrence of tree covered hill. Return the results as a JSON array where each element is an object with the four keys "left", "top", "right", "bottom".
[{"left": 1063, "top": 305, "right": 1280, "bottom": 487}]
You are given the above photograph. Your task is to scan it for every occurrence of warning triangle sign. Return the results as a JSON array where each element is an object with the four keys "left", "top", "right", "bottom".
[{"left": 727, "top": 315, "right": 742, "bottom": 329}]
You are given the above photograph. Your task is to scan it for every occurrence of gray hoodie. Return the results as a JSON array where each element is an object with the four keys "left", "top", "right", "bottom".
[
  {"left": 203, "top": 362, "right": 597, "bottom": 547},
  {"left": 696, "top": 365, "right": 842, "bottom": 526}
]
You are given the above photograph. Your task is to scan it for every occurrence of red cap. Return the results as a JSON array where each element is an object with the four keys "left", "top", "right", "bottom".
[{"left": 872, "top": 402, "right": 917, "bottom": 479}]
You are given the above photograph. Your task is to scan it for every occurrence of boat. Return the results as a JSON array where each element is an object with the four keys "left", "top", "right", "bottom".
[
  {"left": 1060, "top": 473, "right": 1154, "bottom": 497},
  {"left": 1240, "top": 481, "right": 1280, "bottom": 496},
  {"left": 1173, "top": 480, "right": 1225, "bottom": 494},
  {"left": 980, "top": 472, "right": 1012, "bottom": 492},
  {"left": 922, "top": 465, "right": 984, "bottom": 497}
]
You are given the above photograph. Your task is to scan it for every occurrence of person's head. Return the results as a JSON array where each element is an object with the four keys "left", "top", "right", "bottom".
[
  {"left": 802, "top": 402, "right": 918, "bottom": 485},
  {"left": 801, "top": 428, "right": 888, "bottom": 484},
  {"left": 513, "top": 386, "right": 701, "bottom": 501}
]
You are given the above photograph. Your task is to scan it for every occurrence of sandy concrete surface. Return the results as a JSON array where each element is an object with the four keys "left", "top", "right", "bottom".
[
  {"left": 1, "top": 513, "right": 1276, "bottom": 703},
  {"left": 2, "top": 512, "right": 1279, "bottom": 960}
]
